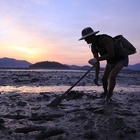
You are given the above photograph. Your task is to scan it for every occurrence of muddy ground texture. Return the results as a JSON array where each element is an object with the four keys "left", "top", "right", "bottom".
[{"left": 0, "top": 70, "right": 140, "bottom": 140}]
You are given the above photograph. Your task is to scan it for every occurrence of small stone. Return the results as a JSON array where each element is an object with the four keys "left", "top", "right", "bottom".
[
  {"left": 83, "top": 130, "right": 98, "bottom": 139},
  {"left": 30, "top": 78, "right": 39, "bottom": 83},
  {"left": 16, "top": 101, "right": 27, "bottom": 107},
  {"left": 36, "top": 128, "right": 65, "bottom": 140},
  {"left": 0, "top": 118, "right": 5, "bottom": 124},
  {"left": 130, "top": 128, "right": 137, "bottom": 134},
  {"left": 94, "top": 108, "right": 105, "bottom": 114},
  {"left": 0, "top": 124, "right": 5, "bottom": 130},
  {"left": 116, "top": 130, "right": 125, "bottom": 138}
]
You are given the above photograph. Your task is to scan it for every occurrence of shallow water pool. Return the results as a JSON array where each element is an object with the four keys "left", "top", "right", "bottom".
[{"left": 0, "top": 85, "right": 139, "bottom": 94}]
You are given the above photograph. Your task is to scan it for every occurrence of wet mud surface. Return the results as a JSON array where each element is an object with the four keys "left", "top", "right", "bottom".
[{"left": 0, "top": 69, "right": 140, "bottom": 139}]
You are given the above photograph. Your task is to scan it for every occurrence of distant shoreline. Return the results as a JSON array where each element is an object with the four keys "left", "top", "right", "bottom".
[{"left": 0, "top": 67, "right": 140, "bottom": 72}]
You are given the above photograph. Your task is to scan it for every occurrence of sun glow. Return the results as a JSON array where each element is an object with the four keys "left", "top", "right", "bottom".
[
  {"left": 10, "top": 45, "right": 45, "bottom": 63},
  {"left": 13, "top": 46, "right": 37, "bottom": 55},
  {"left": 0, "top": 0, "right": 139, "bottom": 66}
]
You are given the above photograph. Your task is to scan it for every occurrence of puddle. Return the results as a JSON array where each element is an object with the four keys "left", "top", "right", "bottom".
[{"left": 0, "top": 85, "right": 139, "bottom": 94}]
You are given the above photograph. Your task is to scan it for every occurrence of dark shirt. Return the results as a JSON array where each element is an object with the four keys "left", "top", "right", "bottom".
[{"left": 91, "top": 34, "right": 127, "bottom": 64}]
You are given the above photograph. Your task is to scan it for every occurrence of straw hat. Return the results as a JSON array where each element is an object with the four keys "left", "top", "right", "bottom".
[{"left": 79, "top": 27, "right": 99, "bottom": 40}]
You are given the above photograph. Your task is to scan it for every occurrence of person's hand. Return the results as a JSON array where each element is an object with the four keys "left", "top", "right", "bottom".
[
  {"left": 88, "top": 58, "right": 98, "bottom": 65},
  {"left": 94, "top": 78, "right": 99, "bottom": 86}
]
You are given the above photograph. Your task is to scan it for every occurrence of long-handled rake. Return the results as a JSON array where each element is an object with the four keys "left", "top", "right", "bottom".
[{"left": 48, "top": 66, "right": 94, "bottom": 107}]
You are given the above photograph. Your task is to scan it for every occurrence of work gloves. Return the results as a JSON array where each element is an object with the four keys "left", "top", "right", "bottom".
[{"left": 88, "top": 58, "right": 98, "bottom": 65}]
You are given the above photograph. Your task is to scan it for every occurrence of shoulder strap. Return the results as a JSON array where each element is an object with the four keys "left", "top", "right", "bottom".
[
  {"left": 91, "top": 34, "right": 113, "bottom": 55},
  {"left": 98, "top": 34, "right": 113, "bottom": 47},
  {"left": 99, "top": 35, "right": 105, "bottom": 47}
]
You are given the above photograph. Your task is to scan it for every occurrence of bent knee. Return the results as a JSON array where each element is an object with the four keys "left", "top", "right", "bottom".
[{"left": 102, "top": 77, "right": 108, "bottom": 82}]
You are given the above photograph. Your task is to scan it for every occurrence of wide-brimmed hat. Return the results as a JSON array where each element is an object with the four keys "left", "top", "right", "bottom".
[{"left": 79, "top": 27, "right": 99, "bottom": 40}]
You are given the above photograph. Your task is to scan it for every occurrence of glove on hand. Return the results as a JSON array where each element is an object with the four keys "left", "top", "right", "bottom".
[{"left": 88, "top": 58, "right": 98, "bottom": 65}]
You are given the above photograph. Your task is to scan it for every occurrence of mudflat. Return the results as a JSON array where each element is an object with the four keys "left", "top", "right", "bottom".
[{"left": 0, "top": 69, "right": 140, "bottom": 140}]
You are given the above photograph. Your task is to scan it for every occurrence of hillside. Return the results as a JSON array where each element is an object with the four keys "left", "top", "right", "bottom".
[
  {"left": 0, "top": 57, "right": 139, "bottom": 70},
  {"left": 0, "top": 57, "right": 31, "bottom": 68},
  {"left": 29, "top": 61, "right": 71, "bottom": 69},
  {"left": 127, "top": 63, "right": 140, "bottom": 70}
]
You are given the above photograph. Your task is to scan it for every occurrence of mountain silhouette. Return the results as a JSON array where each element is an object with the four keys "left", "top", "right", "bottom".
[
  {"left": 29, "top": 61, "right": 71, "bottom": 69},
  {"left": 127, "top": 63, "right": 140, "bottom": 70},
  {"left": 0, "top": 57, "right": 31, "bottom": 68},
  {"left": 0, "top": 57, "right": 139, "bottom": 70}
]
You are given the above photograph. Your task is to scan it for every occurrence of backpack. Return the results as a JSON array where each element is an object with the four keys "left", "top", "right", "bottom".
[
  {"left": 113, "top": 35, "right": 136, "bottom": 55},
  {"left": 97, "top": 34, "right": 127, "bottom": 58},
  {"left": 92, "top": 34, "right": 127, "bottom": 63}
]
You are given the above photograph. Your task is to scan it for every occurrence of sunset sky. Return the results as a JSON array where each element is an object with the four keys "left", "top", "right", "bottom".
[{"left": 0, "top": 0, "right": 139, "bottom": 66}]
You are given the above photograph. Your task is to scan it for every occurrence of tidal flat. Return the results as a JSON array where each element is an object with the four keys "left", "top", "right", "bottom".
[{"left": 0, "top": 69, "right": 140, "bottom": 140}]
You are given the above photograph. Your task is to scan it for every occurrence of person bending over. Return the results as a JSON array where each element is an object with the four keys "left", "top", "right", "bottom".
[{"left": 79, "top": 27, "right": 129, "bottom": 101}]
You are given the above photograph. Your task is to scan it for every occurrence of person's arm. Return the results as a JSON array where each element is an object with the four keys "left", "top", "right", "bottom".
[{"left": 96, "top": 36, "right": 115, "bottom": 62}]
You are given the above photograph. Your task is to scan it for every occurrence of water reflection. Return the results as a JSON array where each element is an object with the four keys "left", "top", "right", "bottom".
[
  {"left": 0, "top": 85, "right": 139, "bottom": 94},
  {"left": 0, "top": 85, "right": 97, "bottom": 93}
]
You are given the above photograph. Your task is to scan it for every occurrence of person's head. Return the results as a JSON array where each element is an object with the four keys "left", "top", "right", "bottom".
[{"left": 79, "top": 27, "right": 99, "bottom": 44}]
